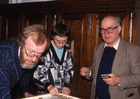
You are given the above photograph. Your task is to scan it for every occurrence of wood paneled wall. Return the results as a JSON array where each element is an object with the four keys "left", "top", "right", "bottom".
[
  {"left": 0, "top": 1, "right": 139, "bottom": 99},
  {"left": 0, "top": 12, "right": 137, "bottom": 99}
]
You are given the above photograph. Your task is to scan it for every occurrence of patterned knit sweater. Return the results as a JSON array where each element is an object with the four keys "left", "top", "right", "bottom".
[{"left": 33, "top": 43, "right": 74, "bottom": 92}]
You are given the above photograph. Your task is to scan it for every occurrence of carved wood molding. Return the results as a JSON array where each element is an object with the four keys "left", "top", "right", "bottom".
[{"left": 0, "top": 0, "right": 139, "bottom": 15}]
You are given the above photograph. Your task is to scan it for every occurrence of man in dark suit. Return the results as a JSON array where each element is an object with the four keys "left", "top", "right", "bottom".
[{"left": 80, "top": 15, "right": 140, "bottom": 99}]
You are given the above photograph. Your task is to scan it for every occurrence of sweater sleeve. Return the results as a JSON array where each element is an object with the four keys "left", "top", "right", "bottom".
[
  {"left": 33, "top": 64, "right": 52, "bottom": 92},
  {"left": 19, "top": 71, "right": 31, "bottom": 93},
  {"left": 63, "top": 50, "right": 74, "bottom": 88},
  {"left": 0, "top": 66, "right": 12, "bottom": 99},
  {"left": 0, "top": 45, "right": 16, "bottom": 99}
]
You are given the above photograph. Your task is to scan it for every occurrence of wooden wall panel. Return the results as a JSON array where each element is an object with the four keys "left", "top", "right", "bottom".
[
  {"left": 26, "top": 14, "right": 46, "bottom": 26},
  {"left": 44, "top": 14, "right": 54, "bottom": 38},
  {"left": 1, "top": 16, "right": 6, "bottom": 41},
  {"left": 0, "top": 15, "right": 21, "bottom": 41},
  {"left": 65, "top": 20, "right": 83, "bottom": 98},
  {"left": 135, "top": 11, "right": 140, "bottom": 46},
  {"left": 119, "top": 13, "right": 136, "bottom": 43},
  {"left": 132, "top": 13, "right": 136, "bottom": 44},
  {"left": 123, "top": 14, "right": 130, "bottom": 41},
  {"left": 86, "top": 14, "right": 97, "bottom": 66},
  {"left": 0, "top": 16, "right": 2, "bottom": 41},
  {"left": 6, "top": 15, "right": 21, "bottom": 39},
  {"left": 79, "top": 14, "right": 92, "bottom": 99}
]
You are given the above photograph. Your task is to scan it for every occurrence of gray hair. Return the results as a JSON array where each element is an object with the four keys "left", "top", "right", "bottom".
[
  {"left": 102, "top": 15, "right": 121, "bottom": 26},
  {"left": 17, "top": 24, "right": 47, "bottom": 46},
  {"left": 114, "top": 16, "right": 121, "bottom": 26}
]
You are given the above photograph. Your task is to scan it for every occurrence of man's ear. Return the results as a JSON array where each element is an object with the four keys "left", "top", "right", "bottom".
[
  {"left": 19, "top": 46, "right": 21, "bottom": 49},
  {"left": 118, "top": 26, "right": 122, "bottom": 34}
]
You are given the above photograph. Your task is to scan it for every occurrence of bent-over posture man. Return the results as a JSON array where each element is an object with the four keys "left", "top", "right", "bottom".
[{"left": 0, "top": 24, "right": 48, "bottom": 99}]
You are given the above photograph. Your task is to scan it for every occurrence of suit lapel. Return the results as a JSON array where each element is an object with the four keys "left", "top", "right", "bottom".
[
  {"left": 95, "top": 43, "right": 105, "bottom": 76},
  {"left": 111, "top": 39, "right": 126, "bottom": 74}
]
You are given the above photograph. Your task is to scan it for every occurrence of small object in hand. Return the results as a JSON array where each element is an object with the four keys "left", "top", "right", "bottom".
[{"left": 101, "top": 74, "right": 110, "bottom": 78}]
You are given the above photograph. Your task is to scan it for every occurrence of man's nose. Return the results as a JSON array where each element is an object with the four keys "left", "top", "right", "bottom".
[
  {"left": 104, "top": 29, "right": 109, "bottom": 34},
  {"left": 59, "top": 42, "right": 65, "bottom": 46},
  {"left": 32, "top": 57, "right": 38, "bottom": 62}
]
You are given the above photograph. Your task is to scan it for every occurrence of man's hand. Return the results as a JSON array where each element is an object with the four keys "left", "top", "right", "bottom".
[
  {"left": 62, "top": 87, "right": 71, "bottom": 95},
  {"left": 48, "top": 85, "right": 60, "bottom": 96},
  {"left": 102, "top": 74, "right": 120, "bottom": 86},
  {"left": 80, "top": 67, "right": 90, "bottom": 76},
  {"left": 24, "top": 92, "right": 34, "bottom": 97}
]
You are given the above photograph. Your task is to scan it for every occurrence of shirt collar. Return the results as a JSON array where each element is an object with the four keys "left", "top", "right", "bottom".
[
  {"left": 104, "top": 38, "right": 120, "bottom": 50},
  {"left": 18, "top": 47, "right": 20, "bottom": 59}
]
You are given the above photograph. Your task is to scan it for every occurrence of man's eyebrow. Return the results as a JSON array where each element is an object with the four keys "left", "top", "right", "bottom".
[{"left": 28, "top": 49, "right": 42, "bottom": 54}]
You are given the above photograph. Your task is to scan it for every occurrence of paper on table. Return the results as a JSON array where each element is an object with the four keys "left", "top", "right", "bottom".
[{"left": 21, "top": 93, "right": 81, "bottom": 99}]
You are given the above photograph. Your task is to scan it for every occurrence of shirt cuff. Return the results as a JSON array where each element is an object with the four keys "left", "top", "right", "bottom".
[
  {"left": 86, "top": 69, "right": 91, "bottom": 77},
  {"left": 118, "top": 84, "right": 121, "bottom": 86}
]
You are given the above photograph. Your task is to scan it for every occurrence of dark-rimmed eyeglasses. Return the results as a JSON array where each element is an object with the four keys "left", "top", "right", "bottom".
[
  {"left": 24, "top": 47, "right": 42, "bottom": 59},
  {"left": 99, "top": 26, "right": 118, "bottom": 35}
]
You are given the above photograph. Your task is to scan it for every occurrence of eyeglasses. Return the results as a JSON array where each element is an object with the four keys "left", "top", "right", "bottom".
[
  {"left": 99, "top": 26, "right": 118, "bottom": 35},
  {"left": 24, "top": 47, "right": 42, "bottom": 59},
  {"left": 54, "top": 39, "right": 68, "bottom": 44}
]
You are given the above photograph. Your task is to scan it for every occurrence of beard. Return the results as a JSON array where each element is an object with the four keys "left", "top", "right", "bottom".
[
  {"left": 19, "top": 48, "right": 39, "bottom": 69},
  {"left": 20, "top": 62, "right": 35, "bottom": 69}
]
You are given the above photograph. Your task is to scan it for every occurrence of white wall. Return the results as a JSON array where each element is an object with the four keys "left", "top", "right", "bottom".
[{"left": 9, "top": 0, "right": 55, "bottom": 4}]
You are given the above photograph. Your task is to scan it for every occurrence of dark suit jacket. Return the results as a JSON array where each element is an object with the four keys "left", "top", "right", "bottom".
[
  {"left": 0, "top": 39, "right": 30, "bottom": 99},
  {"left": 89, "top": 38, "right": 140, "bottom": 99}
]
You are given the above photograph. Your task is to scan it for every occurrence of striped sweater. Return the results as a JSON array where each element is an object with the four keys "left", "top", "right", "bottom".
[{"left": 33, "top": 43, "right": 74, "bottom": 92}]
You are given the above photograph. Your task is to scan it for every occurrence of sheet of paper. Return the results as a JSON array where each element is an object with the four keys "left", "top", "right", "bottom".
[{"left": 21, "top": 93, "right": 81, "bottom": 99}]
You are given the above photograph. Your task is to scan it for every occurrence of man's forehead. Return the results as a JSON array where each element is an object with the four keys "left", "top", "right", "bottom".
[
  {"left": 25, "top": 36, "right": 35, "bottom": 46},
  {"left": 54, "top": 35, "right": 68, "bottom": 40},
  {"left": 24, "top": 36, "right": 47, "bottom": 53},
  {"left": 101, "top": 17, "right": 116, "bottom": 27}
]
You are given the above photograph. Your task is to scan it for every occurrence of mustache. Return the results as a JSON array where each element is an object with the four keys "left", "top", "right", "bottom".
[{"left": 27, "top": 59, "right": 36, "bottom": 63}]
